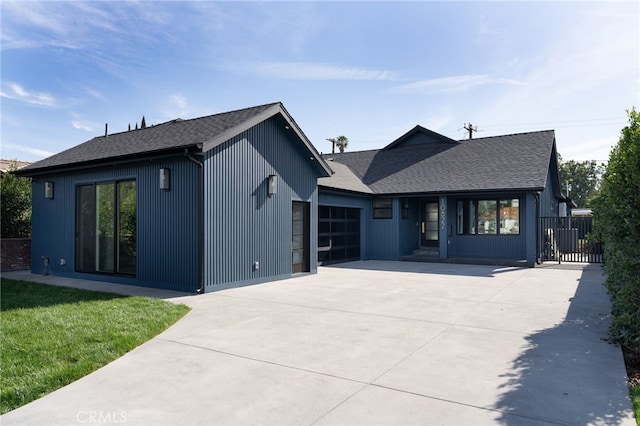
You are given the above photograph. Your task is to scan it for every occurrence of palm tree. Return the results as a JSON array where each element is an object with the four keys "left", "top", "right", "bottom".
[{"left": 326, "top": 135, "right": 349, "bottom": 154}]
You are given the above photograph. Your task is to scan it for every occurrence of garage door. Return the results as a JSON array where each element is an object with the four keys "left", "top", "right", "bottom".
[{"left": 318, "top": 206, "right": 361, "bottom": 265}]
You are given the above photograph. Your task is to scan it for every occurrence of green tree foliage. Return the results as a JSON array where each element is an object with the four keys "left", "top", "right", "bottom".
[
  {"left": 592, "top": 108, "right": 640, "bottom": 349},
  {"left": 558, "top": 156, "right": 604, "bottom": 208},
  {"left": 327, "top": 135, "right": 349, "bottom": 153},
  {"left": 0, "top": 166, "right": 32, "bottom": 238}
]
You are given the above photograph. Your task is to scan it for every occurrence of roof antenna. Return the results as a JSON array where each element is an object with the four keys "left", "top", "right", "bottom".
[
  {"left": 463, "top": 122, "right": 478, "bottom": 140},
  {"left": 105, "top": 123, "right": 108, "bottom": 137}
]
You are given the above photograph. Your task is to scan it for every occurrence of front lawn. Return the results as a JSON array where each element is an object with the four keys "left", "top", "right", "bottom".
[
  {"left": 631, "top": 385, "right": 640, "bottom": 425},
  {"left": 0, "top": 279, "right": 190, "bottom": 414}
]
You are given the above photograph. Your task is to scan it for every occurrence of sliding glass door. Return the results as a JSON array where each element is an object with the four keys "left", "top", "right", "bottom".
[{"left": 76, "top": 180, "right": 136, "bottom": 275}]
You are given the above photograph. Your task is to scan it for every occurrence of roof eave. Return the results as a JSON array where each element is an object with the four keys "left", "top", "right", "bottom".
[
  {"left": 361, "top": 187, "right": 546, "bottom": 197},
  {"left": 14, "top": 146, "right": 201, "bottom": 177},
  {"left": 318, "top": 185, "right": 374, "bottom": 196}
]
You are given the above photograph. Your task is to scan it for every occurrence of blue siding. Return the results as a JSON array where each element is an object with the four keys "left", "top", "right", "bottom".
[
  {"left": 539, "top": 169, "right": 559, "bottom": 216},
  {"left": 318, "top": 190, "right": 372, "bottom": 260},
  {"left": 370, "top": 198, "right": 400, "bottom": 260},
  {"left": 30, "top": 157, "right": 199, "bottom": 292},
  {"left": 203, "top": 117, "right": 319, "bottom": 291},
  {"left": 396, "top": 132, "right": 447, "bottom": 147},
  {"left": 446, "top": 194, "right": 528, "bottom": 261}
]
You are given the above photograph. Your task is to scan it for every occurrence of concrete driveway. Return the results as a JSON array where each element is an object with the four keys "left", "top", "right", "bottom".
[{"left": 1, "top": 261, "right": 634, "bottom": 425}]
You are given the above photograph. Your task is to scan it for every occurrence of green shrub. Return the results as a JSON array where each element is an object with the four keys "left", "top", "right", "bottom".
[
  {"left": 0, "top": 165, "right": 31, "bottom": 238},
  {"left": 592, "top": 108, "right": 640, "bottom": 350}
]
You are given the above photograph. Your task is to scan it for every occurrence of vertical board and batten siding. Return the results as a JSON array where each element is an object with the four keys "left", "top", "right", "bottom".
[
  {"left": 318, "top": 190, "right": 372, "bottom": 260},
  {"left": 395, "top": 132, "right": 447, "bottom": 147},
  {"left": 398, "top": 197, "right": 420, "bottom": 256},
  {"left": 446, "top": 194, "right": 528, "bottom": 261},
  {"left": 30, "top": 157, "right": 199, "bottom": 292},
  {"left": 370, "top": 198, "right": 400, "bottom": 260},
  {"left": 203, "top": 117, "right": 319, "bottom": 291},
  {"left": 539, "top": 169, "right": 560, "bottom": 217}
]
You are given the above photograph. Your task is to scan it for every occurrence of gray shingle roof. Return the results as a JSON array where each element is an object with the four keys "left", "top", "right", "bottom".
[
  {"left": 318, "top": 160, "right": 373, "bottom": 194},
  {"left": 18, "top": 102, "right": 283, "bottom": 173},
  {"left": 324, "top": 130, "right": 557, "bottom": 195}
]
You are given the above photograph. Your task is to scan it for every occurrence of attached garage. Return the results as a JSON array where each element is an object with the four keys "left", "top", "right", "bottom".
[{"left": 317, "top": 206, "right": 361, "bottom": 265}]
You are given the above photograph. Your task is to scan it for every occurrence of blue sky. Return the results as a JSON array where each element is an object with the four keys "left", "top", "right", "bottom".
[{"left": 1, "top": 1, "right": 638, "bottom": 163}]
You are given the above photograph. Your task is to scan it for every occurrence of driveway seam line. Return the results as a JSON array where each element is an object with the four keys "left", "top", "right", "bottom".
[
  {"left": 155, "top": 338, "right": 569, "bottom": 426},
  {"left": 206, "top": 293, "right": 532, "bottom": 336}
]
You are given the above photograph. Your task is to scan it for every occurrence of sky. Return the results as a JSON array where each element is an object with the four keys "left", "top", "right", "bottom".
[{"left": 1, "top": 1, "right": 638, "bottom": 164}]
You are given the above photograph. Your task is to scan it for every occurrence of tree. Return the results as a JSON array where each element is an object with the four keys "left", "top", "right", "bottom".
[
  {"left": 141, "top": 115, "right": 147, "bottom": 129},
  {"left": 327, "top": 136, "right": 349, "bottom": 154},
  {"left": 592, "top": 108, "right": 640, "bottom": 350},
  {"left": 557, "top": 155, "right": 604, "bottom": 207},
  {"left": 0, "top": 164, "right": 31, "bottom": 238}
]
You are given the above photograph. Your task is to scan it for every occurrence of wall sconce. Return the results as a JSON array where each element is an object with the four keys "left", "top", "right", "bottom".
[
  {"left": 44, "top": 181, "right": 54, "bottom": 199},
  {"left": 268, "top": 174, "right": 277, "bottom": 197},
  {"left": 159, "top": 168, "right": 170, "bottom": 190}
]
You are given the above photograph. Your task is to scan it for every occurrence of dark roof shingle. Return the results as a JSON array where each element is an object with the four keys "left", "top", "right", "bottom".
[
  {"left": 325, "top": 130, "right": 556, "bottom": 195},
  {"left": 19, "top": 103, "right": 280, "bottom": 173}
]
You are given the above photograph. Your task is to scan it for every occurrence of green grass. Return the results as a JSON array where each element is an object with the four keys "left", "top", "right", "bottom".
[
  {"left": 631, "top": 384, "right": 640, "bottom": 425},
  {"left": 0, "top": 279, "right": 190, "bottom": 414}
]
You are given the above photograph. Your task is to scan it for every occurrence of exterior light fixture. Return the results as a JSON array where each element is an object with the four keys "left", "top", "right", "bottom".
[
  {"left": 268, "top": 174, "right": 277, "bottom": 197},
  {"left": 44, "top": 181, "right": 54, "bottom": 199},
  {"left": 159, "top": 168, "right": 170, "bottom": 190}
]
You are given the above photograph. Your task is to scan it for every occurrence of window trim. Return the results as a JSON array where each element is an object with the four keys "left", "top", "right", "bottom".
[
  {"left": 75, "top": 179, "right": 137, "bottom": 276},
  {"left": 456, "top": 197, "right": 520, "bottom": 236},
  {"left": 373, "top": 197, "right": 393, "bottom": 219}
]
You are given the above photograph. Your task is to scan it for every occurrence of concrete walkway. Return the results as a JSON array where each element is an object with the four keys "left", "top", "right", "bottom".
[{"left": 1, "top": 262, "right": 634, "bottom": 425}]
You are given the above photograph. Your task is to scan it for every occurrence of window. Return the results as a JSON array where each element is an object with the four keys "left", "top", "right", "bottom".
[
  {"left": 401, "top": 198, "right": 410, "bottom": 219},
  {"left": 373, "top": 198, "right": 393, "bottom": 219},
  {"left": 457, "top": 198, "right": 519, "bottom": 235},
  {"left": 76, "top": 180, "right": 136, "bottom": 275}
]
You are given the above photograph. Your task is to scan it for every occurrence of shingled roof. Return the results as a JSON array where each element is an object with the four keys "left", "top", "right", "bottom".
[
  {"left": 320, "top": 129, "right": 558, "bottom": 195},
  {"left": 18, "top": 102, "right": 331, "bottom": 177}
]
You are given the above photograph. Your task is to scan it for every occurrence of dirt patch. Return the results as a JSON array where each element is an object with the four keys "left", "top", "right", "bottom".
[{"left": 623, "top": 345, "right": 640, "bottom": 387}]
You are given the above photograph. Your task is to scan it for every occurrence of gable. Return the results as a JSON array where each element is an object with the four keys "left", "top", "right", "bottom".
[
  {"left": 322, "top": 130, "right": 557, "bottom": 195},
  {"left": 382, "top": 125, "right": 458, "bottom": 150},
  {"left": 17, "top": 102, "right": 331, "bottom": 178}
]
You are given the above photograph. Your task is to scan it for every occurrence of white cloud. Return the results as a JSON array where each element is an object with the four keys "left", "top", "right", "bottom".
[
  {"left": 159, "top": 94, "right": 192, "bottom": 120},
  {"left": 391, "top": 74, "right": 524, "bottom": 94},
  {"left": 468, "top": 3, "right": 638, "bottom": 160},
  {"left": 2, "top": 143, "right": 54, "bottom": 159},
  {"left": 0, "top": 82, "right": 56, "bottom": 106},
  {"left": 248, "top": 62, "right": 399, "bottom": 81},
  {"left": 71, "top": 121, "right": 97, "bottom": 132}
]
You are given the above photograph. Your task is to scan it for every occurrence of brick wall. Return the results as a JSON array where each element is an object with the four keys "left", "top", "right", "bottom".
[{"left": 1, "top": 238, "right": 31, "bottom": 272}]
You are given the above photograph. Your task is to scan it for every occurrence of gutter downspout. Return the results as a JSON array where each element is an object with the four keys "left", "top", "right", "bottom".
[
  {"left": 534, "top": 191, "right": 541, "bottom": 265},
  {"left": 185, "top": 149, "right": 205, "bottom": 294}
]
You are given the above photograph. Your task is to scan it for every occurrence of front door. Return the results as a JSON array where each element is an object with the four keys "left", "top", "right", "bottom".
[
  {"left": 292, "top": 201, "right": 310, "bottom": 273},
  {"left": 420, "top": 200, "right": 439, "bottom": 247}
]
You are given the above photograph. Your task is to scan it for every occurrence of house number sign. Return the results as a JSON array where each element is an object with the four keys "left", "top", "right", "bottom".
[{"left": 440, "top": 200, "right": 446, "bottom": 230}]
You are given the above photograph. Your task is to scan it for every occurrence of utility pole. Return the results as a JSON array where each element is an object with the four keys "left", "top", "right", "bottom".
[
  {"left": 326, "top": 138, "right": 336, "bottom": 154},
  {"left": 464, "top": 123, "right": 478, "bottom": 140}
]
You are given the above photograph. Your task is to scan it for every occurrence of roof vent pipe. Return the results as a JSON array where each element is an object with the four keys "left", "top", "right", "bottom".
[{"left": 105, "top": 123, "right": 108, "bottom": 137}]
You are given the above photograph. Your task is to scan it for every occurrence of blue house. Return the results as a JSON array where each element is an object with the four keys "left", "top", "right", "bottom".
[
  {"left": 19, "top": 103, "right": 565, "bottom": 294},
  {"left": 317, "top": 126, "right": 565, "bottom": 267},
  {"left": 18, "top": 103, "right": 331, "bottom": 293}
]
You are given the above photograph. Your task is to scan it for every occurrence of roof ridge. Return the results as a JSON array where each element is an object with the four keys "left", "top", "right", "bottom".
[
  {"left": 95, "top": 102, "right": 283, "bottom": 139},
  {"left": 459, "top": 129, "right": 555, "bottom": 141},
  {"left": 323, "top": 148, "right": 381, "bottom": 157}
]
